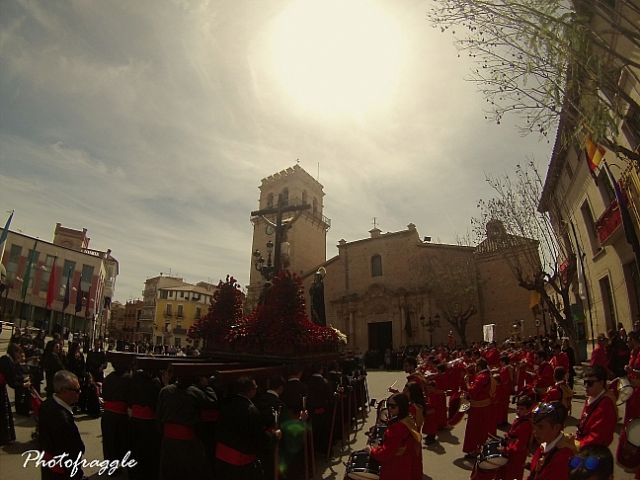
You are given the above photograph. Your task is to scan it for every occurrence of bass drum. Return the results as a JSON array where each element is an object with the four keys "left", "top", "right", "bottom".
[
  {"left": 346, "top": 450, "right": 381, "bottom": 480},
  {"left": 478, "top": 440, "right": 508, "bottom": 470},
  {"left": 616, "top": 418, "right": 640, "bottom": 470}
]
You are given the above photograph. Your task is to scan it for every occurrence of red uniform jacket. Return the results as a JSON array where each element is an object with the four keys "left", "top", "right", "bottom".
[
  {"left": 590, "top": 345, "right": 609, "bottom": 369},
  {"left": 527, "top": 434, "right": 576, "bottom": 480},
  {"left": 535, "top": 362, "right": 554, "bottom": 390},
  {"left": 576, "top": 392, "right": 617, "bottom": 448},
  {"left": 498, "top": 416, "right": 532, "bottom": 480},
  {"left": 370, "top": 417, "right": 422, "bottom": 480},
  {"left": 484, "top": 348, "right": 500, "bottom": 368},
  {"left": 463, "top": 370, "right": 493, "bottom": 453}
]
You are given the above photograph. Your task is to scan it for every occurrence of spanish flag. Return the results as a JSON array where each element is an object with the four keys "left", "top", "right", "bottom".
[{"left": 585, "top": 137, "right": 605, "bottom": 175}]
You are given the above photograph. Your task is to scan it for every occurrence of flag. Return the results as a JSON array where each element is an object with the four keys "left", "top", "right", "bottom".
[
  {"left": 21, "top": 247, "right": 35, "bottom": 299},
  {"left": 62, "top": 272, "right": 71, "bottom": 311},
  {"left": 75, "top": 276, "right": 84, "bottom": 313},
  {"left": 46, "top": 257, "right": 57, "bottom": 309},
  {"left": 0, "top": 210, "right": 14, "bottom": 263},
  {"left": 603, "top": 162, "right": 640, "bottom": 272},
  {"left": 585, "top": 137, "right": 605, "bottom": 178}
]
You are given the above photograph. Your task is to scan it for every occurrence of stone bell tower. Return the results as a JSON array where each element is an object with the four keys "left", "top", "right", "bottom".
[{"left": 247, "top": 164, "right": 331, "bottom": 307}]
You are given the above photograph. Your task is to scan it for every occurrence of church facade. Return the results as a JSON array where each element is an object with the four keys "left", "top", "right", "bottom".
[{"left": 248, "top": 165, "right": 540, "bottom": 354}]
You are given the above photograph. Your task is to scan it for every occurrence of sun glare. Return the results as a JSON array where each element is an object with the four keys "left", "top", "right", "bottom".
[{"left": 265, "top": 0, "right": 406, "bottom": 119}]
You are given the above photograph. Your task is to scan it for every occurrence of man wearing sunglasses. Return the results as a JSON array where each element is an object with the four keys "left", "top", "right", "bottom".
[
  {"left": 575, "top": 366, "right": 616, "bottom": 449},
  {"left": 528, "top": 401, "right": 576, "bottom": 480},
  {"left": 38, "top": 370, "right": 85, "bottom": 479}
]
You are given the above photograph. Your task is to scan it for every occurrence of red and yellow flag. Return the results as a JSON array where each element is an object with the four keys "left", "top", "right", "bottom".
[{"left": 585, "top": 137, "right": 606, "bottom": 174}]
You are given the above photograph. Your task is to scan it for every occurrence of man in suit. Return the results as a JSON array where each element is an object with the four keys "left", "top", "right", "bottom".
[{"left": 38, "top": 370, "right": 85, "bottom": 480}]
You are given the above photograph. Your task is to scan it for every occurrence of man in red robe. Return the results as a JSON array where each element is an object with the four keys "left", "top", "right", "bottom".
[
  {"left": 463, "top": 359, "right": 494, "bottom": 458},
  {"left": 575, "top": 365, "right": 617, "bottom": 449},
  {"left": 590, "top": 335, "right": 609, "bottom": 371}
]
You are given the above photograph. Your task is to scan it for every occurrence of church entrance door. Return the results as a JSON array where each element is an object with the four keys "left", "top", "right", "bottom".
[{"left": 368, "top": 321, "right": 392, "bottom": 354}]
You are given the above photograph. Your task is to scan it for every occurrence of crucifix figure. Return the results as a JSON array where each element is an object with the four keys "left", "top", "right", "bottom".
[{"left": 251, "top": 194, "right": 310, "bottom": 278}]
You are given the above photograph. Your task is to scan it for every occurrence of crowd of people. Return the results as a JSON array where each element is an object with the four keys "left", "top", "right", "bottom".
[
  {"left": 378, "top": 326, "right": 640, "bottom": 480},
  {"left": 0, "top": 323, "right": 639, "bottom": 480}
]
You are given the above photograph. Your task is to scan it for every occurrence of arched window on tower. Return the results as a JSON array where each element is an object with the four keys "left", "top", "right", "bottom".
[
  {"left": 266, "top": 193, "right": 274, "bottom": 208},
  {"left": 302, "top": 190, "right": 308, "bottom": 204},
  {"left": 313, "top": 198, "right": 318, "bottom": 215},
  {"left": 371, "top": 255, "right": 383, "bottom": 277},
  {"left": 281, "top": 188, "right": 289, "bottom": 206}
]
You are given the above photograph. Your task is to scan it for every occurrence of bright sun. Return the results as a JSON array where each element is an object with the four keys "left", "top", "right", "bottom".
[{"left": 265, "top": 0, "right": 406, "bottom": 119}]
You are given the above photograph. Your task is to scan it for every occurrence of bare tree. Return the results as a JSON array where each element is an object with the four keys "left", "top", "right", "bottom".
[
  {"left": 420, "top": 250, "right": 480, "bottom": 347},
  {"left": 472, "top": 162, "right": 577, "bottom": 340},
  {"left": 428, "top": 0, "right": 640, "bottom": 162}
]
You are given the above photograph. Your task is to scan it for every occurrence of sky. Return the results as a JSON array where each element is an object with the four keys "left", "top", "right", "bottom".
[{"left": 0, "top": 0, "right": 555, "bottom": 302}]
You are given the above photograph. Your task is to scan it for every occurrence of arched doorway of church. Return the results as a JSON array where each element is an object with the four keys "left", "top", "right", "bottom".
[{"left": 368, "top": 321, "right": 392, "bottom": 368}]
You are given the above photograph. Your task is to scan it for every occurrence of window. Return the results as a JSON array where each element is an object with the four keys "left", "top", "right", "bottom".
[
  {"left": 596, "top": 170, "right": 615, "bottom": 206},
  {"left": 177, "top": 305, "right": 183, "bottom": 317},
  {"left": 267, "top": 192, "right": 274, "bottom": 208},
  {"left": 580, "top": 200, "right": 600, "bottom": 254},
  {"left": 192, "top": 293, "right": 200, "bottom": 301},
  {"left": 25, "top": 249, "right": 40, "bottom": 290},
  {"left": 179, "top": 291, "right": 184, "bottom": 298},
  {"left": 81, "top": 264, "right": 94, "bottom": 292},
  {"left": 599, "top": 276, "right": 616, "bottom": 332},
  {"left": 166, "top": 304, "right": 172, "bottom": 316},
  {"left": 371, "top": 255, "right": 383, "bottom": 277},
  {"left": 565, "top": 159, "right": 573, "bottom": 180},
  {"left": 195, "top": 307, "right": 201, "bottom": 319},
  {"left": 281, "top": 188, "right": 289, "bottom": 206},
  {"left": 302, "top": 190, "right": 308, "bottom": 204},
  {"left": 313, "top": 198, "right": 318, "bottom": 214},
  {"left": 159, "top": 290, "right": 168, "bottom": 299},
  {"left": 7, "top": 244, "right": 21, "bottom": 278}
]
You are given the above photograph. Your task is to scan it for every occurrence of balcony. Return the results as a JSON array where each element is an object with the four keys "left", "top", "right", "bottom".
[{"left": 595, "top": 199, "right": 622, "bottom": 245}]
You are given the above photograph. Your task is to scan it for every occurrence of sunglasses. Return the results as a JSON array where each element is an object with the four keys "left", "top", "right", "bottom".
[{"left": 569, "top": 455, "right": 600, "bottom": 471}]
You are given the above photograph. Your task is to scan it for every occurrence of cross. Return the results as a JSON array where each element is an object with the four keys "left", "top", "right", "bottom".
[{"left": 251, "top": 195, "right": 310, "bottom": 274}]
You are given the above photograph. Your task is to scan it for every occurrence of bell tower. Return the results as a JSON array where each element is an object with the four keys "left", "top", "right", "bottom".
[{"left": 247, "top": 164, "right": 330, "bottom": 307}]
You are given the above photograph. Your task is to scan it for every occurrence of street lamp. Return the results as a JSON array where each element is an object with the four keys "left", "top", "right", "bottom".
[
  {"left": 420, "top": 314, "right": 441, "bottom": 347},
  {"left": 253, "top": 240, "right": 275, "bottom": 281}
]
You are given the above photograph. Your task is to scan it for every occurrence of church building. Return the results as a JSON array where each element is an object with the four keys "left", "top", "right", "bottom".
[{"left": 247, "top": 165, "right": 540, "bottom": 354}]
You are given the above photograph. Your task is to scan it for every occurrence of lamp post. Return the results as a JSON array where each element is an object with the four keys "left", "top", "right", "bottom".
[
  {"left": 420, "top": 314, "right": 441, "bottom": 347},
  {"left": 253, "top": 240, "right": 275, "bottom": 281}
]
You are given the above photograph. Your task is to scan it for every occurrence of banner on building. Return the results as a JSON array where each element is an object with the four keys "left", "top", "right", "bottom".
[{"left": 483, "top": 324, "right": 495, "bottom": 343}]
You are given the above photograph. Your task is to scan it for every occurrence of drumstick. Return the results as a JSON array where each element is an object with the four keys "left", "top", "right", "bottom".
[{"left": 388, "top": 380, "right": 397, "bottom": 391}]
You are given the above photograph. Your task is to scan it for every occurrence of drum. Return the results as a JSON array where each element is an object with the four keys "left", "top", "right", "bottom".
[
  {"left": 367, "top": 425, "right": 387, "bottom": 446},
  {"left": 346, "top": 450, "right": 381, "bottom": 480},
  {"left": 459, "top": 399, "right": 471, "bottom": 412},
  {"left": 616, "top": 377, "right": 634, "bottom": 405},
  {"left": 616, "top": 419, "right": 640, "bottom": 469},
  {"left": 478, "top": 440, "right": 508, "bottom": 470}
]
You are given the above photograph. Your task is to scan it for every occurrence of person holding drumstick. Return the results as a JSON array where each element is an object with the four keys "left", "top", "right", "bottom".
[{"left": 366, "top": 393, "right": 422, "bottom": 480}]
